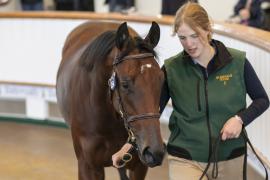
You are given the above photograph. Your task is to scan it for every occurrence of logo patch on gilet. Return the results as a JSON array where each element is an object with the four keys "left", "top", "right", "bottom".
[{"left": 216, "top": 74, "right": 233, "bottom": 85}]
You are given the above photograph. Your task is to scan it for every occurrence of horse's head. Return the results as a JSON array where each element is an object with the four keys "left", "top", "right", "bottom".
[{"left": 109, "top": 22, "right": 165, "bottom": 167}]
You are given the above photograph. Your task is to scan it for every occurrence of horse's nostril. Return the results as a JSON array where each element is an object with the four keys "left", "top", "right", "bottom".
[
  {"left": 142, "top": 148, "right": 164, "bottom": 167},
  {"left": 143, "top": 148, "right": 155, "bottom": 164}
]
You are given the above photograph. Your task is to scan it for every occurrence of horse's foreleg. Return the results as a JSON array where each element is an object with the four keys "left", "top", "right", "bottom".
[
  {"left": 129, "top": 164, "right": 148, "bottom": 180},
  {"left": 71, "top": 129, "right": 106, "bottom": 180},
  {"left": 118, "top": 167, "right": 129, "bottom": 180},
  {"left": 78, "top": 158, "right": 105, "bottom": 180}
]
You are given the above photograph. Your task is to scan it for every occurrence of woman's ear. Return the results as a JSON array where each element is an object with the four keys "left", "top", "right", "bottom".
[
  {"left": 144, "top": 21, "right": 160, "bottom": 48},
  {"left": 115, "top": 22, "right": 130, "bottom": 50}
]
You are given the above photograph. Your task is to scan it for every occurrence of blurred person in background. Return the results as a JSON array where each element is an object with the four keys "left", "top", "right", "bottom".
[
  {"left": 75, "top": 0, "right": 94, "bottom": 11},
  {"left": 54, "top": 0, "right": 94, "bottom": 11},
  {"left": 20, "top": 0, "right": 43, "bottom": 10},
  {"left": 261, "top": 0, "right": 270, "bottom": 30},
  {"left": 229, "top": 0, "right": 264, "bottom": 29},
  {"left": 105, "top": 0, "right": 135, "bottom": 13},
  {"left": 161, "top": 0, "right": 198, "bottom": 15},
  {"left": 54, "top": 0, "right": 73, "bottom": 10}
]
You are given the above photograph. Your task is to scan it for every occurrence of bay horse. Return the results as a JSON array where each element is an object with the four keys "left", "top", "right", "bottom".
[{"left": 56, "top": 21, "right": 165, "bottom": 180}]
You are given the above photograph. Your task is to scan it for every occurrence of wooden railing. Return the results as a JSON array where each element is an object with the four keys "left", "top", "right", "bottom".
[{"left": 1, "top": 11, "right": 269, "bottom": 50}]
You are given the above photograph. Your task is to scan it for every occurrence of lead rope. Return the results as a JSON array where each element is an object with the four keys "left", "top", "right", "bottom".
[
  {"left": 200, "top": 129, "right": 268, "bottom": 180},
  {"left": 199, "top": 134, "right": 221, "bottom": 180},
  {"left": 242, "top": 128, "right": 268, "bottom": 180}
]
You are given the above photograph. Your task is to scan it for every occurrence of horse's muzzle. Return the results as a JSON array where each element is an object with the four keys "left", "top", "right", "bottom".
[{"left": 142, "top": 143, "right": 166, "bottom": 167}]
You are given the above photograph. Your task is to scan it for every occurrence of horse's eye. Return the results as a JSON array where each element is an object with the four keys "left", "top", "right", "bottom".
[{"left": 121, "top": 81, "right": 129, "bottom": 90}]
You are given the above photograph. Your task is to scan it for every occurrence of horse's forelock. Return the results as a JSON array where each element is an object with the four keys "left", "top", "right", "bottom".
[
  {"left": 116, "top": 36, "right": 158, "bottom": 62},
  {"left": 134, "top": 36, "right": 157, "bottom": 56}
]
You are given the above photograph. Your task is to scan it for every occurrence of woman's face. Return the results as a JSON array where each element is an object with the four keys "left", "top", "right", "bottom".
[{"left": 177, "top": 22, "right": 210, "bottom": 60}]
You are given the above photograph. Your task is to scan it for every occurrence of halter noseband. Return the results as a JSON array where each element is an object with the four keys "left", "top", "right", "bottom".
[{"left": 109, "top": 52, "right": 161, "bottom": 143}]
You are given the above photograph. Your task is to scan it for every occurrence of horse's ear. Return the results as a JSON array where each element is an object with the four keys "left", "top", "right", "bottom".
[
  {"left": 115, "top": 22, "right": 130, "bottom": 50},
  {"left": 144, "top": 21, "right": 160, "bottom": 48}
]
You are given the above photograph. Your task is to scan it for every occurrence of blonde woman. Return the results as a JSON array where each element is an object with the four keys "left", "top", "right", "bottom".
[{"left": 112, "top": 3, "right": 269, "bottom": 179}]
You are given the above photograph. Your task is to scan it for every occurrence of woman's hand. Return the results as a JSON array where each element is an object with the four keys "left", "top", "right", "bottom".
[
  {"left": 112, "top": 143, "right": 133, "bottom": 168},
  {"left": 221, "top": 116, "right": 243, "bottom": 141}
]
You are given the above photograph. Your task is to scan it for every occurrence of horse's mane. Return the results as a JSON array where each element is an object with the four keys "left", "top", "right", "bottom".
[
  {"left": 79, "top": 30, "right": 157, "bottom": 71},
  {"left": 79, "top": 30, "right": 116, "bottom": 71}
]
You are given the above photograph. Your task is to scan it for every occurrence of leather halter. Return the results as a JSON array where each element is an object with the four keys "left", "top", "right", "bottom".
[
  {"left": 109, "top": 52, "right": 161, "bottom": 143},
  {"left": 113, "top": 53, "right": 154, "bottom": 65}
]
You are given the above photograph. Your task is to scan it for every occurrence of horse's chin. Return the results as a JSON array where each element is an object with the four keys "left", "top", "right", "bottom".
[{"left": 138, "top": 155, "right": 163, "bottom": 168}]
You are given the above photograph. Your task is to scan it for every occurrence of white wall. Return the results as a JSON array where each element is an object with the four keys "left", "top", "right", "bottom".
[{"left": 199, "top": 0, "right": 236, "bottom": 20}]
